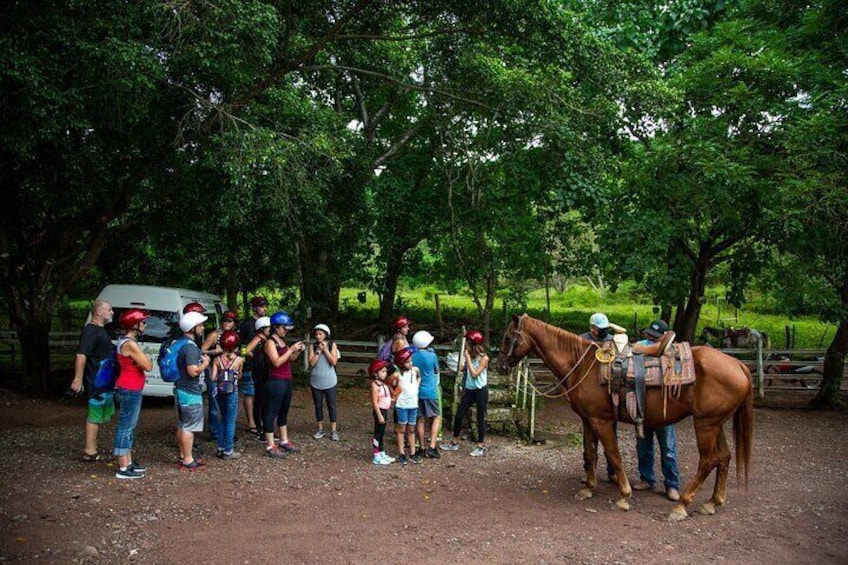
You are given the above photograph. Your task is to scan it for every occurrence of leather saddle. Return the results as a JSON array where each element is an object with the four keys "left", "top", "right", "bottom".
[{"left": 631, "top": 331, "right": 676, "bottom": 357}]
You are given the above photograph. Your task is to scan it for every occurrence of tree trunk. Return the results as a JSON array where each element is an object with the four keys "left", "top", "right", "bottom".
[
  {"left": 378, "top": 246, "right": 406, "bottom": 327},
  {"left": 15, "top": 309, "right": 53, "bottom": 393},
  {"left": 812, "top": 320, "right": 847, "bottom": 409},
  {"left": 676, "top": 254, "right": 709, "bottom": 343},
  {"left": 298, "top": 240, "right": 340, "bottom": 323},
  {"left": 226, "top": 258, "right": 238, "bottom": 311}
]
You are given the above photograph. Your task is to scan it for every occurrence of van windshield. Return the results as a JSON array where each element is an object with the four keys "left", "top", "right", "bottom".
[{"left": 106, "top": 309, "right": 181, "bottom": 344}]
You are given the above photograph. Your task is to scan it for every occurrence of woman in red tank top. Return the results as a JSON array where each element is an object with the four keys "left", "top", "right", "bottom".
[{"left": 113, "top": 309, "right": 153, "bottom": 480}]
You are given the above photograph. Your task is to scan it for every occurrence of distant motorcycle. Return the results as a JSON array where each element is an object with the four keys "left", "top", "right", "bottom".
[{"left": 764, "top": 354, "right": 822, "bottom": 389}]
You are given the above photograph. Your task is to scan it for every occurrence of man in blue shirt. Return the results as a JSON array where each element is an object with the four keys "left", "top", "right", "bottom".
[
  {"left": 632, "top": 320, "right": 680, "bottom": 501},
  {"left": 412, "top": 330, "right": 441, "bottom": 459}
]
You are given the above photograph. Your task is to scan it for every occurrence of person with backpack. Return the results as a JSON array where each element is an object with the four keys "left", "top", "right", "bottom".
[
  {"left": 308, "top": 323, "right": 340, "bottom": 441},
  {"left": 212, "top": 330, "right": 243, "bottom": 460},
  {"left": 183, "top": 302, "right": 222, "bottom": 447},
  {"left": 244, "top": 316, "right": 271, "bottom": 441},
  {"left": 379, "top": 315, "right": 411, "bottom": 401},
  {"left": 112, "top": 308, "right": 153, "bottom": 479},
  {"left": 71, "top": 299, "right": 116, "bottom": 463},
  {"left": 238, "top": 296, "right": 268, "bottom": 437},
  {"left": 262, "top": 311, "right": 305, "bottom": 459},
  {"left": 175, "top": 311, "right": 211, "bottom": 472},
  {"left": 440, "top": 330, "right": 489, "bottom": 457}
]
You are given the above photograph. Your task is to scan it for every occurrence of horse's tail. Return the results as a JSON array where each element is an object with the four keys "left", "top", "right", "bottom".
[{"left": 733, "top": 363, "right": 754, "bottom": 488}]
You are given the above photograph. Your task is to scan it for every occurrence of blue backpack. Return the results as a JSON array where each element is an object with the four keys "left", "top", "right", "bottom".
[
  {"left": 158, "top": 336, "right": 193, "bottom": 383},
  {"left": 92, "top": 356, "right": 119, "bottom": 390}
]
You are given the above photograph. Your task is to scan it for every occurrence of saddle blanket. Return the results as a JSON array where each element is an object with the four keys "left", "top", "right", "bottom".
[{"left": 626, "top": 342, "right": 696, "bottom": 386}]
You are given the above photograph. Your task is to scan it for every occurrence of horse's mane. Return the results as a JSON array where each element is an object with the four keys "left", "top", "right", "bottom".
[{"left": 522, "top": 315, "right": 591, "bottom": 364}]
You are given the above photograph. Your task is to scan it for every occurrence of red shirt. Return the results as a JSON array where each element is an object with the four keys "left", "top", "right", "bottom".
[{"left": 115, "top": 336, "right": 146, "bottom": 392}]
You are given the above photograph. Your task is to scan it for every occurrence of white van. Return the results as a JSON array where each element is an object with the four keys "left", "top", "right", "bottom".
[{"left": 92, "top": 284, "right": 223, "bottom": 397}]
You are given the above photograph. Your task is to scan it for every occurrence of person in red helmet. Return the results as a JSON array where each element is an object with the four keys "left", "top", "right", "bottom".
[
  {"left": 238, "top": 296, "right": 268, "bottom": 438},
  {"left": 211, "top": 330, "right": 243, "bottom": 460},
  {"left": 393, "top": 348, "right": 421, "bottom": 465},
  {"left": 441, "top": 330, "right": 489, "bottom": 457},
  {"left": 113, "top": 308, "right": 153, "bottom": 479},
  {"left": 202, "top": 310, "right": 239, "bottom": 356},
  {"left": 384, "top": 315, "right": 412, "bottom": 401},
  {"left": 368, "top": 359, "right": 395, "bottom": 465}
]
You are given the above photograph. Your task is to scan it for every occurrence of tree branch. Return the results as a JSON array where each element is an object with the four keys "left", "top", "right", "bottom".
[{"left": 230, "top": 0, "right": 378, "bottom": 110}]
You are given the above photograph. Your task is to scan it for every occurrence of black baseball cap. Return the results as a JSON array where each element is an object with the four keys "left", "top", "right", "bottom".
[{"left": 644, "top": 319, "right": 669, "bottom": 338}]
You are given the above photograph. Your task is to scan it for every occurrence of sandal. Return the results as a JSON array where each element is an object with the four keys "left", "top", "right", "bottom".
[
  {"left": 81, "top": 452, "right": 101, "bottom": 462},
  {"left": 246, "top": 427, "right": 259, "bottom": 434}
]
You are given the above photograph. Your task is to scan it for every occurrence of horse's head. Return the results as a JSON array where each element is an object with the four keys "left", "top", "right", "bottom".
[{"left": 496, "top": 314, "right": 533, "bottom": 374}]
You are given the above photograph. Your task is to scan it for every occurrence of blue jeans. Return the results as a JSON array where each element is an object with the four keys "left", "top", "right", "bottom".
[
  {"left": 217, "top": 391, "right": 239, "bottom": 453},
  {"left": 205, "top": 373, "right": 220, "bottom": 441},
  {"left": 637, "top": 424, "right": 680, "bottom": 490},
  {"left": 113, "top": 388, "right": 143, "bottom": 456}
]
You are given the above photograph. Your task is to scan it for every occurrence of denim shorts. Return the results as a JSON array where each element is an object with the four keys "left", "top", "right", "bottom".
[
  {"left": 395, "top": 406, "right": 418, "bottom": 426},
  {"left": 87, "top": 392, "right": 115, "bottom": 424},
  {"left": 240, "top": 374, "right": 255, "bottom": 396}
]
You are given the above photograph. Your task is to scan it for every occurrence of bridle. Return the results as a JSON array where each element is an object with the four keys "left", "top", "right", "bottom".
[
  {"left": 504, "top": 316, "right": 527, "bottom": 362},
  {"left": 504, "top": 315, "right": 600, "bottom": 401}
]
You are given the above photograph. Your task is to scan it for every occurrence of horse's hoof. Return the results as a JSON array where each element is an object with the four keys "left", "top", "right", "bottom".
[
  {"left": 668, "top": 504, "right": 688, "bottom": 522},
  {"left": 575, "top": 487, "right": 593, "bottom": 500},
  {"left": 699, "top": 501, "right": 716, "bottom": 515},
  {"left": 616, "top": 497, "right": 630, "bottom": 511}
]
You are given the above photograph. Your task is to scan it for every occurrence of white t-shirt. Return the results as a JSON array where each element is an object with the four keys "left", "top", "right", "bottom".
[{"left": 396, "top": 367, "right": 420, "bottom": 409}]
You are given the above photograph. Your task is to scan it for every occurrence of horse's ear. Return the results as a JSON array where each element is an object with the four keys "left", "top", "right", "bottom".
[{"left": 511, "top": 314, "right": 520, "bottom": 325}]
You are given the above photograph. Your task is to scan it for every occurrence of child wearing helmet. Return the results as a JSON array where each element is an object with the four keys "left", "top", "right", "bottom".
[
  {"left": 412, "top": 330, "right": 441, "bottom": 459},
  {"left": 393, "top": 347, "right": 422, "bottom": 465},
  {"left": 308, "top": 323, "right": 341, "bottom": 441},
  {"left": 212, "top": 330, "right": 243, "bottom": 460},
  {"left": 368, "top": 360, "right": 395, "bottom": 465},
  {"left": 113, "top": 309, "right": 154, "bottom": 479},
  {"left": 441, "top": 330, "right": 489, "bottom": 457}
]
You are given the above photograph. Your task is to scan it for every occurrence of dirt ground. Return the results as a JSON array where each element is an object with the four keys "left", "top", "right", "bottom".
[{"left": 0, "top": 385, "right": 846, "bottom": 565}]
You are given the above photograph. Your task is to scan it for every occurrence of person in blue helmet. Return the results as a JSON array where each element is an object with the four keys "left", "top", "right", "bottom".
[{"left": 262, "top": 311, "right": 305, "bottom": 459}]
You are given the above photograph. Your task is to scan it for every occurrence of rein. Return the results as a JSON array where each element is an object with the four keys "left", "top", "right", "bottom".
[{"left": 508, "top": 317, "right": 599, "bottom": 401}]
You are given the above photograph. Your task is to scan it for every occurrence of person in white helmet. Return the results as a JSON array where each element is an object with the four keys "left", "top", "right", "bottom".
[
  {"left": 308, "top": 323, "right": 341, "bottom": 441},
  {"left": 244, "top": 316, "right": 271, "bottom": 441},
  {"left": 175, "top": 311, "right": 211, "bottom": 472},
  {"left": 581, "top": 312, "right": 616, "bottom": 481},
  {"left": 412, "top": 330, "right": 441, "bottom": 458}
]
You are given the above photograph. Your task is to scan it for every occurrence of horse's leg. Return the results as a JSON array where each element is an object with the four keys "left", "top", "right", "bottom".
[
  {"left": 700, "top": 428, "right": 731, "bottom": 516},
  {"left": 590, "top": 417, "right": 632, "bottom": 511},
  {"left": 576, "top": 418, "right": 598, "bottom": 500},
  {"left": 670, "top": 422, "right": 721, "bottom": 521}
]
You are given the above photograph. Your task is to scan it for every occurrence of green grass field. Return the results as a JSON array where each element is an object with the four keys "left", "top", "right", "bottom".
[{"left": 339, "top": 284, "right": 832, "bottom": 349}]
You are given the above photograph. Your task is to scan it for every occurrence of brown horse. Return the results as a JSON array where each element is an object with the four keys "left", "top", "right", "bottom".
[{"left": 497, "top": 314, "right": 753, "bottom": 521}]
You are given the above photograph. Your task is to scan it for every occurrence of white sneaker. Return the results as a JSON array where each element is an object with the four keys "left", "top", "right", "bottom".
[
  {"left": 313, "top": 430, "right": 326, "bottom": 439},
  {"left": 373, "top": 454, "right": 392, "bottom": 465},
  {"left": 470, "top": 447, "right": 486, "bottom": 457},
  {"left": 380, "top": 452, "right": 395, "bottom": 463}
]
